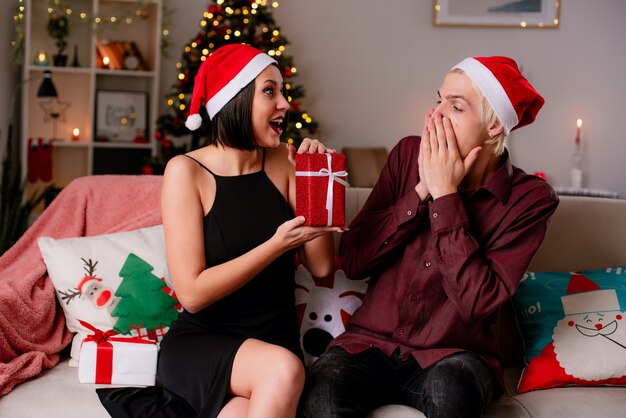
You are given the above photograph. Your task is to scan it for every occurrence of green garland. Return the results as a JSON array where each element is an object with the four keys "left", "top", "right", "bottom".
[{"left": 12, "top": 0, "right": 174, "bottom": 65}]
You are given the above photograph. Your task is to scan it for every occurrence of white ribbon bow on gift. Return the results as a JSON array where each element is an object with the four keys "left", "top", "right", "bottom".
[{"left": 296, "top": 153, "right": 350, "bottom": 226}]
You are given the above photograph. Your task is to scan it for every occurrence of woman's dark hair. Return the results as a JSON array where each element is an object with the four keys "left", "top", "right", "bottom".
[{"left": 205, "top": 79, "right": 256, "bottom": 151}]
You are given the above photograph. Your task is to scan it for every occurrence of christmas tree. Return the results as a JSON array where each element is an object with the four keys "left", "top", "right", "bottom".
[
  {"left": 112, "top": 253, "right": 179, "bottom": 333},
  {"left": 156, "top": 0, "right": 318, "bottom": 155}
]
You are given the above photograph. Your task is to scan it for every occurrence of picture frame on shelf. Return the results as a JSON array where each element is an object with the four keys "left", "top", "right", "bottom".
[
  {"left": 95, "top": 90, "right": 148, "bottom": 143},
  {"left": 433, "top": 0, "right": 560, "bottom": 28}
]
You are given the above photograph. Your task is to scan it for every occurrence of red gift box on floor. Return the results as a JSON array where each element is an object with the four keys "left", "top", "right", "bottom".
[{"left": 296, "top": 153, "right": 349, "bottom": 226}]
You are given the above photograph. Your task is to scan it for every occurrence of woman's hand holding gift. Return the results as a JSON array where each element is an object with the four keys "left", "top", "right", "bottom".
[{"left": 287, "top": 138, "right": 336, "bottom": 166}]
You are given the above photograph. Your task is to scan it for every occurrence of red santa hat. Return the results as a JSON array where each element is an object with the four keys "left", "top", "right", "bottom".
[
  {"left": 77, "top": 276, "right": 102, "bottom": 295},
  {"left": 452, "top": 56, "right": 544, "bottom": 136},
  {"left": 561, "top": 273, "right": 620, "bottom": 316},
  {"left": 185, "top": 44, "right": 277, "bottom": 130}
]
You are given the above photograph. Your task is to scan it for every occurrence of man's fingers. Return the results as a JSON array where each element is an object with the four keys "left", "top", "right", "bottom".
[
  {"left": 463, "top": 146, "right": 482, "bottom": 174},
  {"left": 428, "top": 117, "right": 438, "bottom": 152},
  {"left": 434, "top": 114, "right": 447, "bottom": 152},
  {"left": 442, "top": 116, "right": 459, "bottom": 158}
]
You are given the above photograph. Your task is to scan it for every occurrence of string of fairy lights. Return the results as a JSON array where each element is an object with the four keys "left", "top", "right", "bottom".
[{"left": 12, "top": 0, "right": 173, "bottom": 64}]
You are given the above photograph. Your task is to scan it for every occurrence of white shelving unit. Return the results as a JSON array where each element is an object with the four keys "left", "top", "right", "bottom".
[{"left": 21, "top": 0, "right": 162, "bottom": 189}]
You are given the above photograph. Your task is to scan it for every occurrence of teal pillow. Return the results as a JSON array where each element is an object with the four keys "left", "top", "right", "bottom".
[{"left": 513, "top": 267, "right": 626, "bottom": 392}]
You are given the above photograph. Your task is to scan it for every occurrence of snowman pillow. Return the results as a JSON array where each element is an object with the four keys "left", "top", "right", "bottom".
[
  {"left": 38, "top": 225, "right": 181, "bottom": 366},
  {"left": 513, "top": 267, "right": 626, "bottom": 392}
]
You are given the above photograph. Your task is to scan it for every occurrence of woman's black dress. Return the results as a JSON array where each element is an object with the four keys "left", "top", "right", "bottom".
[{"left": 97, "top": 153, "right": 301, "bottom": 418}]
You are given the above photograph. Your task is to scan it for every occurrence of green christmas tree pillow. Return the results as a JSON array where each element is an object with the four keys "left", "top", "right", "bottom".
[{"left": 38, "top": 225, "right": 181, "bottom": 366}]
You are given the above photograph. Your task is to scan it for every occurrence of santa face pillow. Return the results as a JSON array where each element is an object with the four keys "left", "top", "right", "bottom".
[
  {"left": 295, "top": 260, "right": 368, "bottom": 367},
  {"left": 513, "top": 267, "right": 626, "bottom": 393}
]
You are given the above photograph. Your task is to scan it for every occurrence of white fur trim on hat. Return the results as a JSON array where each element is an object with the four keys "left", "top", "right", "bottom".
[
  {"left": 453, "top": 58, "right": 518, "bottom": 136},
  {"left": 206, "top": 53, "right": 277, "bottom": 119},
  {"left": 185, "top": 113, "right": 203, "bottom": 131},
  {"left": 561, "top": 289, "right": 620, "bottom": 316}
]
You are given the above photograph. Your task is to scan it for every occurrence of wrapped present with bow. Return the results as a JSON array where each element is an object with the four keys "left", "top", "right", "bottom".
[
  {"left": 77, "top": 320, "right": 157, "bottom": 385},
  {"left": 296, "top": 153, "right": 349, "bottom": 226}
]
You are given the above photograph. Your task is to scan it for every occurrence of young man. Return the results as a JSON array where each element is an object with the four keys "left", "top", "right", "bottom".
[{"left": 298, "top": 56, "right": 559, "bottom": 418}]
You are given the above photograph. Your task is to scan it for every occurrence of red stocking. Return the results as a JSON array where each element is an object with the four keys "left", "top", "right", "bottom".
[
  {"left": 39, "top": 138, "right": 53, "bottom": 182},
  {"left": 27, "top": 138, "right": 39, "bottom": 183}
]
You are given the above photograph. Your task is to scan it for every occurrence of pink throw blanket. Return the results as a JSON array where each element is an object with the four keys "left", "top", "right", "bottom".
[{"left": 0, "top": 175, "right": 163, "bottom": 396}]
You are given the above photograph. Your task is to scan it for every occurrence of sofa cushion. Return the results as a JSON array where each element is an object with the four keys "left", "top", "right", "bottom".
[
  {"left": 37, "top": 225, "right": 179, "bottom": 366},
  {"left": 513, "top": 266, "right": 626, "bottom": 393},
  {"left": 295, "top": 258, "right": 369, "bottom": 366}
]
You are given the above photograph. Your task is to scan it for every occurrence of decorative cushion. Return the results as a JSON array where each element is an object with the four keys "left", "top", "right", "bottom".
[
  {"left": 37, "top": 225, "right": 180, "bottom": 366},
  {"left": 513, "top": 267, "right": 626, "bottom": 393},
  {"left": 295, "top": 258, "right": 368, "bottom": 366}
]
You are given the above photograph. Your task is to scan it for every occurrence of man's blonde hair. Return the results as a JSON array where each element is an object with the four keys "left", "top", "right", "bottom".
[{"left": 450, "top": 68, "right": 506, "bottom": 156}]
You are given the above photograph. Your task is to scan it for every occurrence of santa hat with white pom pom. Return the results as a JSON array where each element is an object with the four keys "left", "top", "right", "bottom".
[{"left": 185, "top": 44, "right": 277, "bottom": 131}]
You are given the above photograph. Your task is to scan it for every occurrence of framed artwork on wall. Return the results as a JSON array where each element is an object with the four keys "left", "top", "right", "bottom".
[
  {"left": 95, "top": 90, "right": 148, "bottom": 142},
  {"left": 433, "top": 0, "right": 560, "bottom": 28}
]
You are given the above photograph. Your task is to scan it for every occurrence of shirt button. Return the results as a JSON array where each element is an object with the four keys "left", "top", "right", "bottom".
[
  {"left": 410, "top": 295, "right": 417, "bottom": 302},
  {"left": 407, "top": 210, "right": 412, "bottom": 216},
  {"left": 432, "top": 212, "right": 439, "bottom": 219},
  {"left": 383, "top": 240, "right": 388, "bottom": 245},
  {"left": 425, "top": 261, "right": 431, "bottom": 267},
  {"left": 398, "top": 329, "right": 405, "bottom": 335}
]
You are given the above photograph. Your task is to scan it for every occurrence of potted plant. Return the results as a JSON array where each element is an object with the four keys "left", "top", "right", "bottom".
[{"left": 47, "top": 14, "right": 69, "bottom": 67}]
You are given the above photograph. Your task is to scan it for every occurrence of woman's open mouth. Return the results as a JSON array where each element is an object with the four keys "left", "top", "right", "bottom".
[{"left": 269, "top": 118, "right": 284, "bottom": 135}]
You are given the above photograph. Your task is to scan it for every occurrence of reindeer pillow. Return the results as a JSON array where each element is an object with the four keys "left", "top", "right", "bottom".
[
  {"left": 513, "top": 267, "right": 626, "bottom": 393},
  {"left": 37, "top": 225, "right": 180, "bottom": 366},
  {"left": 295, "top": 259, "right": 369, "bottom": 367}
]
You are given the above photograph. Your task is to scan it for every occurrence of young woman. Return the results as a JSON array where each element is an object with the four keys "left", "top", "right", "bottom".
[
  {"left": 157, "top": 44, "right": 341, "bottom": 418},
  {"left": 96, "top": 44, "right": 340, "bottom": 418},
  {"left": 160, "top": 44, "right": 344, "bottom": 418}
]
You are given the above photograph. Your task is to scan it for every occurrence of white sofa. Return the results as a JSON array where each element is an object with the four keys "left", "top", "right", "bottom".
[{"left": 2, "top": 184, "right": 626, "bottom": 417}]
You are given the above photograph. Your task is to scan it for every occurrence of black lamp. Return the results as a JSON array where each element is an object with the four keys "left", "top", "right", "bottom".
[{"left": 37, "top": 70, "right": 58, "bottom": 98}]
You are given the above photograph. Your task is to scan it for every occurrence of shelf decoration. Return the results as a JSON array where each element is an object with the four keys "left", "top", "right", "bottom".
[
  {"left": 39, "top": 98, "right": 70, "bottom": 141},
  {"left": 12, "top": 0, "right": 174, "bottom": 65},
  {"left": 33, "top": 49, "right": 50, "bottom": 66},
  {"left": 47, "top": 11, "right": 69, "bottom": 66},
  {"left": 71, "top": 44, "right": 81, "bottom": 67},
  {"left": 95, "top": 40, "right": 147, "bottom": 71}
]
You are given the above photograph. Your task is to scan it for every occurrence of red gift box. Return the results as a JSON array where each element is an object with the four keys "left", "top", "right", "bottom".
[{"left": 296, "top": 153, "right": 349, "bottom": 226}]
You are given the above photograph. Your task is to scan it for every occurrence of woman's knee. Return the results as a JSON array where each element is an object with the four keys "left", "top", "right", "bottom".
[
  {"left": 231, "top": 340, "right": 304, "bottom": 399},
  {"left": 269, "top": 348, "right": 305, "bottom": 392}
]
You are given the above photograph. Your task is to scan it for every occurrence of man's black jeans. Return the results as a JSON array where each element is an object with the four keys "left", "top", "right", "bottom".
[{"left": 298, "top": 347, "right": 501, "bottom": 418}]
